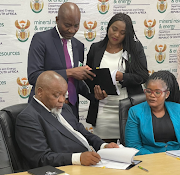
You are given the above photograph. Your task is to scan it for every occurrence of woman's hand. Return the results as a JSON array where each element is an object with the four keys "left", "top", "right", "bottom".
[
  {"left": 116, "top": 71, "right": 123, "bottom": 81},
  {"left": 94, "top": 85, "right": 108, "bottom": 100}
]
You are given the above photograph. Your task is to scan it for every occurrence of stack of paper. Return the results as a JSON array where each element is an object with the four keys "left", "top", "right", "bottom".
[
  {"left": 166, "top": 150, "right": 180, "bottom": 158},
  {"left": 91, "top": 147, "right": 140, "bottom": 170}
]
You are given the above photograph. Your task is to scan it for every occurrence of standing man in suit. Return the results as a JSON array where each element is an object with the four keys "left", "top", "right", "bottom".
[
  {"left": 28, "top": 2, "right": 95, "bottom": 119},
  {"left": 15, "top": 71, "right": 118, "bottom": 168}
]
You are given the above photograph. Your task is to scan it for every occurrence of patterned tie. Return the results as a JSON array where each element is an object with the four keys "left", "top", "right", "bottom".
[{"left": 62, "top": 39, "right": 77, "bottom": 105}]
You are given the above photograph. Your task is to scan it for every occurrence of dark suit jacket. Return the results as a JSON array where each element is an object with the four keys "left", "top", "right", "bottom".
[
  {"left": 86, "top": 40, "right": 149, "bottom": 126},
  {"left": 15, "top": 98, "right": 105, "bottom": 168},
  {"left": 28, "top": 27, "right": 93, "bottom": 119}
]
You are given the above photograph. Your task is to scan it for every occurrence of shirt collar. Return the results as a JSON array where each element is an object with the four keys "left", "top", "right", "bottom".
[
  {"left": 33, "top": 95, "right": 51, "bottom": 112},
  {"left": 55, "top": 25, "right": 71, "bottom": 43},
  {"left": 122, "top": 50, "right": 129, "bottom": 61}
]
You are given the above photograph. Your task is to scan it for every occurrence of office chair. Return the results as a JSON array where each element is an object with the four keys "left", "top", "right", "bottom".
[
  {"left": 0, "top": 103, "right": 30, "bottom": 173},
  {"left": 119, "top": 94, "right": 146, "bottom": 146},
  {"left": 0, "top": 111, "right": 13, "bottom": 175}
]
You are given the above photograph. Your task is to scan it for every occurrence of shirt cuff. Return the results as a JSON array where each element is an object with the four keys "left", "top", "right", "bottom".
[
  {"left": 72, "top": 153, "right": 82, "bottom": 165},
  {"left": 100, "top": 143, "right": 108, "bottom": 149}
]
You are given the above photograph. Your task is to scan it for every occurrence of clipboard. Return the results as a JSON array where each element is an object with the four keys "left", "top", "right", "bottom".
[{"left": 84, "top": 68, "right": 118, "bottom": 95}]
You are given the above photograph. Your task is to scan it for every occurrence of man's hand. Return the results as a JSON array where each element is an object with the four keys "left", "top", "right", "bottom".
[
  {"left": 66, "top": 65, "right": 95, "bottom": 80},
  {"left": 104, "top": 142, "right": 119, "bottom": 148},
  {"left": 94, "top": 85, "right": 108, "bottom": 100},
  {"left": 80, "top": 151, "right": 101, "bottom": 166},
  {"left": 116, "top": 71, "right": 123, "bottom": 81}
]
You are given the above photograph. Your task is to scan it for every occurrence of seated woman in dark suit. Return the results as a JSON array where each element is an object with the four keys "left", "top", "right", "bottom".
[{"left": 125, "top": 70, "right": 180, "bottom": 155}]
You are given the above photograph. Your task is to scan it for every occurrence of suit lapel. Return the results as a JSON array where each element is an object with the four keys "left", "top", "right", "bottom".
[
  {"left": 72, "top": 38, "right": 78, "bottom": 68},
  {"left": 51, "top": 27, "right": 66, "bottom": 68},
  {"left": 93, "top": 43, "right": 107, "bottom": 68},
  {"left": 165, "top": 102, "right": 180, "bottom": 143},
  {"left": 142, "top": 102, "right": 156, "bottom": 143},
  {"left": 30, "top": 99, "right": 87, "bottom": 149}
]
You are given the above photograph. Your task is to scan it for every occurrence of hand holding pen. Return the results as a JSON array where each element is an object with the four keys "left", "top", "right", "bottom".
[
  {"left": 90, "top": 147, "right": 103, "bottom": 164},
  {"left": 80, "top": 151, "right": 101, "bottom": 166}
]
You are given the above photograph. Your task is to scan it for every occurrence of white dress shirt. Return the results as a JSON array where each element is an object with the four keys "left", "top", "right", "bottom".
[
  {"left": 55, "top": 25, "right": 74, "bottom": 67},
  {"left": 55, "top": 25, "right": 74, "bottom": 99}
]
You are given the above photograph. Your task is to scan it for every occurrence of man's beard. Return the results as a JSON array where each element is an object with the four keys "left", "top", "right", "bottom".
[{"left": 51, "top": 107, "right": 62, "bottom": 115}]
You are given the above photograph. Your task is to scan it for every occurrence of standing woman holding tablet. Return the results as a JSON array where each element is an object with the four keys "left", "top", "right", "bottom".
[{"left": 86, "top": 13, "right": 149, "bottom": 142}]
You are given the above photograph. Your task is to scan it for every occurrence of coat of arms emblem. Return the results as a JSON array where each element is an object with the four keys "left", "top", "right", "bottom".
[
  {"left": 15, "top": 20, "right": 30, "bottom": 42},
  {"left": 17, "top": 77, "right": 31, "bottom": 99},
  {"left": 84, "top": 21, "right": 97, "bottom": 42},
  {"left": 155, "top": 44, "right": 167, "bottom": 63}
]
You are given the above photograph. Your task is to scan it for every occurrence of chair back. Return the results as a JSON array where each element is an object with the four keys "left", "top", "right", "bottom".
[
  {"left": 119, "top": 94, "right": 146, "bottom": 146},
  {"left": 0, "top": 103, "right": 30, "bottom": 173},
  {"left": 0, "top": 111, "right": 13, "bottom": 175}
]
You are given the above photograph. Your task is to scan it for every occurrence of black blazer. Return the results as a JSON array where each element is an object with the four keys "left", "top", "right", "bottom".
[
  {"left": 27, "top": 27, "right": 93, "bottom": 119},
  {"left": 86, "top": 40, "right": 149, "bottom": 126},
  {"left": 15, "top": 98, "right": 105, "bottom": 168}
]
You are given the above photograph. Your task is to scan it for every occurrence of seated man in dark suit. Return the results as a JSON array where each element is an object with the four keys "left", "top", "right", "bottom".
[{"left": 15, "top": 71, "right": 118, "bottom": 168}]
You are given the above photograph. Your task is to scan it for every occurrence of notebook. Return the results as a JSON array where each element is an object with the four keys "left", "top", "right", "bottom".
[
  {"left": 28, "top": 165, "right": 66, "bottom": 175},
  {"left": 166, "top": 150, "right": 180, "bottom": 158}
]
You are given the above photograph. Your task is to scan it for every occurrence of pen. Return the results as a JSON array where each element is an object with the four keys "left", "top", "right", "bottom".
[
  {"left": 90, "top": 147, "right": 103, "bottom": 164},
  {"left": 117, "top": 139, "right": 120, "bottom": 145},
  {"left": 138, "top": 166, "right": 148, "bottom": 172}
]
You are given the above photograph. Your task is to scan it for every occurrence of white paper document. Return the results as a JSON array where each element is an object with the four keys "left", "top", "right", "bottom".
[
  {"left": 91, "top": 147, "right": 139, "bottom": 170},
  {"left": 166, "top": 150, "right": 180, "bottom": 158}
]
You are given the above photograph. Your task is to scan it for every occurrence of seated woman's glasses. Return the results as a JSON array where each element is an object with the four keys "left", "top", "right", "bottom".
[{"left": 144, "top": 89, "right": 168, "bottom": 98}]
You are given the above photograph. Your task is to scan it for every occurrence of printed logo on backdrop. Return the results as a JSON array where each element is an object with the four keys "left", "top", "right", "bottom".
[
  {"left": 157, "top": 0, "right": 167, "bottom": 13},
  {"left": 15, "top": 20, "right": 30, "bottom": 42},
  {"left": 17, "top": 77, "right": 31, "bottom": 99},
  {"left": 30, "top": 0, "right": 44, "bottom": 13},
  {"left": 148, "top": 70, "right": 155, "bottom": 75},
  {"left": 155, "top": 44, "right": 166, "bottom": 64},
  {"left": 85, "top": 126, "right": 93, "bottom": 133},
  {"left": 97, "top": 0, "right": 109, "bottom": 14},
  {"left": 83, "top": 21, "right": 97, "bottom": 42},
  {"left": 144, "top": 19, "right": 156, "bottom": 39}
]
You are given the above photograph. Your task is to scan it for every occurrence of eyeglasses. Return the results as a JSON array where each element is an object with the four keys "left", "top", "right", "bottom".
[{"left": 144, "top": 89, "right": 168, "bottom": 98}]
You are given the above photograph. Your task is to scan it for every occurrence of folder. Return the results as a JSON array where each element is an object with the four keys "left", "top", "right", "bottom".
[
  {"left": 84, "top": 68, "right": 117, "bottom": 95},
  {"left": 28, "top": 165, "right": 65, "bottom": 175}
]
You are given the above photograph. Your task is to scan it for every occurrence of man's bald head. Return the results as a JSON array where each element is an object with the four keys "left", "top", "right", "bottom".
[
  {"left": 56, "top": 2, "right": 80, "bottom": 39},
  {"left": 35, "top": 71, "right": 67, "bottom": 111},
  {"left": 58, "top": 2, "right": 80, "bottom": 18},
  {"left": 35, "top": 71, "right": 67, "bottom": 94}
]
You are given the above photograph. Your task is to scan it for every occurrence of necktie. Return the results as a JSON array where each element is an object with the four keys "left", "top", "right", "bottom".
[
  {"left": 52, "top": 112, "right": 92, "bottom": 151},
  {"left": 62, "top": 39, "right": 77, "bottom": 105}
]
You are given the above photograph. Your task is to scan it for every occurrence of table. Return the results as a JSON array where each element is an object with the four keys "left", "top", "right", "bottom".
[{"left": 6, "top": 152, "right": 180, "bottom": 175}]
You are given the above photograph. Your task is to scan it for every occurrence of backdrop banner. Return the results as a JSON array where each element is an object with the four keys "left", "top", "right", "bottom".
[{"left": 0, "top": 0, "right": 179, "bottom": 132}]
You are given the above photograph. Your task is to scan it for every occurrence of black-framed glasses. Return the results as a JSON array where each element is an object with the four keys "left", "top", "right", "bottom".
[{"left": 144, "top": 89, "right": 168, "bottom": 98}]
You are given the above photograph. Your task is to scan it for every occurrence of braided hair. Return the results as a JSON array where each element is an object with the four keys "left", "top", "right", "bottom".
[
  {"left": 101, "top": 12, "right": 149, "bottom": 83},
  {"left": 145, "top": 70, "right": 180, "bottom": 103}
]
